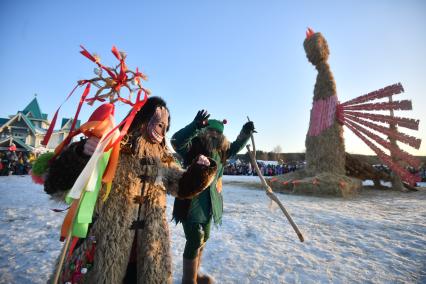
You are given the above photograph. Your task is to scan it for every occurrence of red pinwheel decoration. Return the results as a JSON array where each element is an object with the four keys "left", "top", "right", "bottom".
[
  {"left": 336, "top": 83, "right": 422, "bottom": 186},
  {"left": 42, "top": 45, "right": 150, "bottom": 147}
]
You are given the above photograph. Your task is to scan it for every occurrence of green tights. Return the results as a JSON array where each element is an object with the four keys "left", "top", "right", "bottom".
[{"left": 182, "top": 219, "right": 212, "bottom": 259}]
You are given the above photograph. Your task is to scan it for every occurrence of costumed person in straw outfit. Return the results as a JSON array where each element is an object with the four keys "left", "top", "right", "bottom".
[
  {"left": 171, "top": 110, "right": 255, "bottom": 283},
  {"left": 43, "top": 97, "right": 218, "bottom": 284}
]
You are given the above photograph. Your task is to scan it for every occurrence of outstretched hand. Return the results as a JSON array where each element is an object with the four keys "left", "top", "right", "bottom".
[
  {"left": 242, "top": 121, "right": 256, "bottom": 134},
  {"left": 193, "top": 110, "right": 210, "bottom": 129}
]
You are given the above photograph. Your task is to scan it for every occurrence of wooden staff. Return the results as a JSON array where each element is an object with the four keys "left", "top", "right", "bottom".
[
  {"left": 246, "top": 144, "right": 304, "bottom": 242},
  {"left": 53, "top": 233, "right": 71, "bottom": 284}
]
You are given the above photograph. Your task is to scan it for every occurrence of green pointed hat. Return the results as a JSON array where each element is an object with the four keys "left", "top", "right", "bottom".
[{"left": 207, "top": 119, "right": 227, "bottom": 133}]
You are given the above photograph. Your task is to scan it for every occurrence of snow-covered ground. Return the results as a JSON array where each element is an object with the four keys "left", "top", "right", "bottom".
[{"left": 0, "top": 175, "right": 425, "bottom": 283}]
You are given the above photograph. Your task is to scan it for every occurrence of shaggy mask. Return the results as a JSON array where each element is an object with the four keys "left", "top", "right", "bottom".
[
  {"left": 147, "top": 106, "right": 169, "bottom": 144},
  {"left": 198, "top": 128, "right": 230, "bottom": 154}
]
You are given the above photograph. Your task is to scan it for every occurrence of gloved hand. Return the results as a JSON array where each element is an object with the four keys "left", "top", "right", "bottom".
[
  {"left": 193, "top": 110, "right": 210, "bottom": 129},
  {"left": 242, "top": 121, "right": 256, "bottom": 134}
]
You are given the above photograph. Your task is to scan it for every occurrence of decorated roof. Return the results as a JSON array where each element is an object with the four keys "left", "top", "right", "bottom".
[
  {"left": 0, "top": 118, "right": 8, "bottom": 127},
  {"left": 13, "top": 138, "right": 33, "bottom": 151},
  {"left": 0, "top": 136, "right": 33, "bottom": 151},
  {"left": 18, "top": 113, "right": 37, "bottom": 134},
  {"left": 22, "top": 97, "right": 48, "bottom": 120},
  {"left": 61, "top": 118, "right": 80, "bottom": 130},
  {"left": 34, "top": 126, "right": 47, "bottom": 134},
  {"left": 0, "top": 113, "right": 36, "bottom": 135}
]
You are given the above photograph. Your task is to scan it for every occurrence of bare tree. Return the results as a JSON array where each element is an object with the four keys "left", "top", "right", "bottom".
[{"left": 272, "top": 145, "right": 283, "bottom": 153}]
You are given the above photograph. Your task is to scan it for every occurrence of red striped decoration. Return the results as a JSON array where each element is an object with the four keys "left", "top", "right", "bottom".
[
  {"left": 341, "top": 83, "right": 404, "bottom": 106},
  {"left": 344, "top": 114, "right": 421, "bottom": 149},
  {"left": 342, "top": 100, "right": 412, "bottom": 112},
  {"left": 342, "top": 111, "right": 419, "bottom": 130},
  {"left": 345, "top": 123, "right": 419, "bottom": 186},
  {"left": 308, "top": 96, "right": 338, "bottom": 136},
  {"left": 344, "top": 120, "right": 421, "bottom": 168},
  {"left": 338, "top": 82, "right": 421, "bottom": 185}
]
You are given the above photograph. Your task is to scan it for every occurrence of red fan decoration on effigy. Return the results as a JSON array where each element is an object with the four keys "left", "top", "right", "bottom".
[{"left": 336, "top": 83, "right": 422, "bottom": 186}]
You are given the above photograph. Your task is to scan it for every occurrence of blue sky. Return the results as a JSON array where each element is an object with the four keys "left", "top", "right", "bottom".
[{"left": 1, "top": 0, "right": 425, "bottom": 155}]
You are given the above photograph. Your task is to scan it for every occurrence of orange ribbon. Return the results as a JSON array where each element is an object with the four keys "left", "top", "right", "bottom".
[{"left": 60, "top": 199, "right": 80, "bottom": 241}]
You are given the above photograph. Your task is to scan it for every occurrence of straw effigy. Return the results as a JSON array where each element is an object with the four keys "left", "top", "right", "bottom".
[{"left": 269, "top": 29, "right": 362, "bottom": 197}]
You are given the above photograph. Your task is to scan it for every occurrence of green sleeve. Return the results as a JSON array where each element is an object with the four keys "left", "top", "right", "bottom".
[
  {"left": 226, "top": 129, "right": 251, "bottom": 159},
  {"left": 170, "top": 121, "right": 199, "bottom": 157}
]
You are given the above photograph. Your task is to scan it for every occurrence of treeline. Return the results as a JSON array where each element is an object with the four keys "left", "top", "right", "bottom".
[
  {"left": 234, "top": 151, "right": 426, "bottom": 166},
  {"left": 235, "top": 151, "right": 305, "bottom": 164},
  {"left": 173, "top": 149, "right": 426, "bottom": 167}
]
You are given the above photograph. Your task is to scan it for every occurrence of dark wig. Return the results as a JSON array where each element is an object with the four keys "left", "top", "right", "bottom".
[{"left": 128, "top": 96, "right": 170, "bottom": 133}]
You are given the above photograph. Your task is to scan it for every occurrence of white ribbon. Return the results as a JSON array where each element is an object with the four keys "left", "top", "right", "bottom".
[{"left": 66, "top": 116, "right": 119, "bottom": 200}]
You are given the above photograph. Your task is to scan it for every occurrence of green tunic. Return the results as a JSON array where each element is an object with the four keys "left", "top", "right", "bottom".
[{"left": 171, "top": 121, "right": 250, "bottom": 225}]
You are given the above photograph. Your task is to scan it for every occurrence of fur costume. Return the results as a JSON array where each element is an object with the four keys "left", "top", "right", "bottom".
[
  {"left": 172, "top": 119, "right": 253, "bottom": 225},
  {"left": 171, "top": 116, "right": 254, "bottom": 284},
  {"left": 44, "top": 97, "right": 217, "bottom": 284}
]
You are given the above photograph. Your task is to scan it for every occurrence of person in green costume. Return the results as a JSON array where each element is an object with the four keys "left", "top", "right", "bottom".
[{"left": 171, "top": 110, "right": 255, "bottom": 284}]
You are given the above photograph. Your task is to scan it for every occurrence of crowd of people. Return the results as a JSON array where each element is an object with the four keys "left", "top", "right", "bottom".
[
  {"left": 407, "top": 166, "right": 426, "bottom": 181},
  {"left": 0, "top": 151, "right": 34, "bottom": 176},
  {"left": 1, "top": 150, "right": 425, "bottom": 182},
  {"left": 224, "top": 160, "right": 306, "bottom": 176},
  {"left": 224, "top": 160, "right": 426, "bottom": 182},
  {"left": 373, "top": 164, "right": 426, "bottom": 182}
]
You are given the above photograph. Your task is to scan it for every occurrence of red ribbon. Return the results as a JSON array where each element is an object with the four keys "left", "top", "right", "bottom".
[
  {"left": 45, "top": 83, "right": 92, "bottom": 161},
  {"left": 85, "top": 241, "right": 96, "bottom": 263},
  {"left": 41, "top": 109, "right": 59, "bottom": 146},
  {"left": 111, "top": 46, "right": 122, "bottom": 60},
  {"left": 67, "top": 237, "right": 80, "bottom": 260},
  {"left": 51, "top": 83, "right": 91, "bottom": 152},
  {"left": 103, "top": 90, "right": 148, "bottom": 152},
  {"left": 111, "top": 46, "right": 128, "bottom": 91},
  {"left": 134, "top": 67, "right": 143, "bottom": 85},
  {"left": 80, "top": 45, "right": 99, "bottom": 63},
  {"left": 41, "top": 83, "right": 81, "bottom": 146},
  {"left": 70, "top": 83, "right": 91, "bottom": 133},
  {"left": 80, "top": 45, "right": 116, "bottom": 79},
  {"left": 85, "top": 96, "right": 106, "bottom": 104}
]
